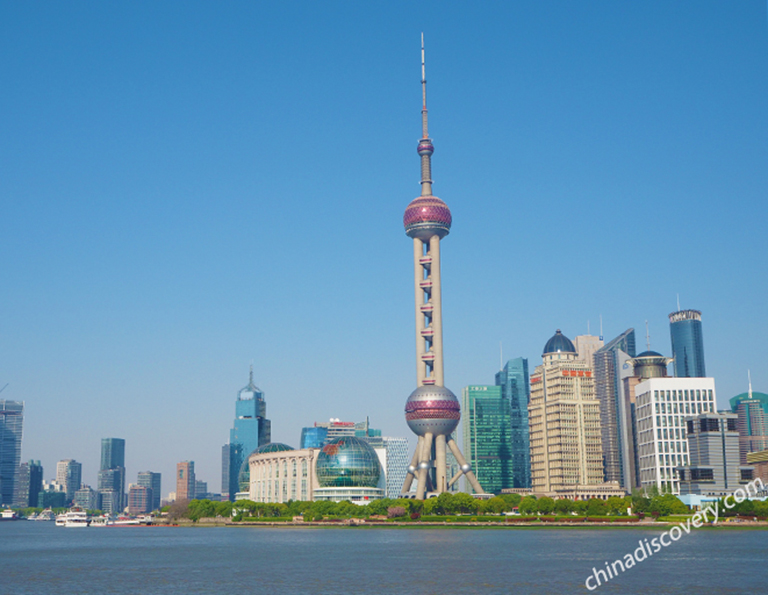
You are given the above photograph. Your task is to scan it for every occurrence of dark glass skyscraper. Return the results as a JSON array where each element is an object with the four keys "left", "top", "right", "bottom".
[
  {"left": 495, "top": 358, "right": 530, "bottom": 488},
  {"left": 101, "top": 438, "right": 125, "bottom": 470},
  {"left": 669, "top": 309, "right": 706, "bottom": 377},
  {"left": 137, "top": 471, "right": 162, "bottom": 511},
  {"left": 461, "top": 385, "right": 514, "bottom": 494},
  {"left": 100, "top": 438, "right": 126, "bottom": 511},
  {"left": 222, "top": 368, "right": 270, "bottom": 500},
  {"left": 13, "top": 460, "right": 43, "bottom": 508},
  {"left": 0, "top": 400, "right": 24, "bottom": 506}
]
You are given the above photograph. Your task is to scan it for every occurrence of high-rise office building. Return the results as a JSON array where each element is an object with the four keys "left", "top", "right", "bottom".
[
  {"left": 593, "top": 329, "right": 636, "bottom": 487},
  {"left": 13, "top": 460, "right": 43, "bottom": 508},
  {"left": 300, "top": 426, "right": 328, "bottom": 449},
  {"left": 669, "top": 309, "right": 706, "bottom": 378},
  {"left": 101, "top": 438, "right": 125, "bottom": 470},
  {"left": 729, "top": 382, "right": 768, "bottom": 465},
  {"left": 99, "top": 438, "right": 125, "bottom": 511},
  {"left": 573, "top": 334, "right": 604, "bottom": 368},
  {"left": 137, "top": 471, "right": 162, "bottom": 511},
  {"left": 56, "top": 459, "right": 82, "bottom": 504},
  {"left": 127, "top": 485, "right": 152, "bottom": 515},
  {"left": 495, "top": 357, "right": 530, "bottom": 488},
  {"left": 677, "top": 412, "right": 754, "bottom": 497},
  {"left": 400, "top": 38, "right": 483, "bottom": 498},
  {"left": 222, "top": 368, "right": 271, "bottom": 501},
  {"left": 529, "top": 331, "right": 604, "bottom": 492},
  {"left": 0, "top": 400, "right": 24, "bottom": 506},
  {"left": 462, "top": 385, "right": 514, "bottom": 494},
  {"left": 634, "top": 377, "right": 716, "bottom": 494},
  {"left": 177, "top": 461, "right": 195, "bottom": 501},
  {"left": 74, "top": 486, "right": 98, "bottom": 510},
  {"left": 195, "top": 480, "right": 207, "bottom": 499}
]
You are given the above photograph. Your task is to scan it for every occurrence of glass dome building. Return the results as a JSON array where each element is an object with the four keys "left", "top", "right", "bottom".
[
  {"left": 314, "top": 437, "right": 384, "bottom": 501},
  {"left": 238, "top": 443, "right": 294, "bottom": 493}
]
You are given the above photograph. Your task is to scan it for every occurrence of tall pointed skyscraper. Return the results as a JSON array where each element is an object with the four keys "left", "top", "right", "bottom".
[{"left": 400, "top": 36, "right": 484, "bottom": 498}]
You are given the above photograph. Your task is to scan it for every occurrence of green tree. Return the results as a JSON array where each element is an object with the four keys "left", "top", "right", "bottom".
[
  {"left": 536, "top": 497, "right": 555, "bottom": 515},
  {"left": 554, "top": 498, "right": 574, "bottom": 515},
  {"left": 483, "top": 497, "right": 506, "bottom": 514},
  {"left": 605, "top": 496, "right": 627, "bottom": 516},
  {"left": 586, "top": 498, "right": 606, "bottom": 516},
  {"left": 519, "top": 496, "right": 538, "bottom": 515},
  {"left": 451, "top": 493, "right": 478, "bottom": 514},
  {"left": 499, "top": 493, "right": 523, "bottom": 510}
]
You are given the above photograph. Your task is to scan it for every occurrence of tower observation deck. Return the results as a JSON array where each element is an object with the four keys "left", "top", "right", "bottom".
[{"left": 400, "top": 36, "right": 484, "bottom": 499}]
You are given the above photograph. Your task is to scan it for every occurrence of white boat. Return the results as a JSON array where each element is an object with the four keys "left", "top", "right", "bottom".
[
  {"left": 56, "top": 507, "right": 90, "bottom": 527},
  {"left": 35, "top": 508, "right": 56, "bottom": 521},
  {"left": 90, "top": 514, "right": 114, "bottom": 527},
  {"left": 1, "top": 508, "right": 19, "bottom": 521},
  {"left": 113, "top": 516, "right": 141, "bottom": 526}
]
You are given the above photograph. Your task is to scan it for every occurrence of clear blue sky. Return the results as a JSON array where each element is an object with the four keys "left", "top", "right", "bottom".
[{"left": 2, "top": 1, "right": 767, "bottom": 495}]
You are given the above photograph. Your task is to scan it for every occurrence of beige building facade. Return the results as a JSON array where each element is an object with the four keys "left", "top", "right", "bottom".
[
  {"left": 529, "top": 331, "right": 604, "bottom": 493},
  {"left": 249, "top": 448, "right": 320, "bottom": 503}
]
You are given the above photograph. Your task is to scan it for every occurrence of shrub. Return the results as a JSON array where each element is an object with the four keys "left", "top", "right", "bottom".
[{"left": 387, "top": 506, "right": 407, "bottom": 519}]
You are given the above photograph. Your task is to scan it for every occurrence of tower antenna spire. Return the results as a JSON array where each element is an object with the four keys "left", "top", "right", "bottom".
[
  {"left": 418, "top": 33, "right": 434, "bottom": 196},
  {"left": 749, "top": 369, "right": 753, "bottom": 400}
]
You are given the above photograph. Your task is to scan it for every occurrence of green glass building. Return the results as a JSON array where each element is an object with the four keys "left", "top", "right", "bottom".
[{"left": 461, "top": 385, "right": 514, "bottom": 494}]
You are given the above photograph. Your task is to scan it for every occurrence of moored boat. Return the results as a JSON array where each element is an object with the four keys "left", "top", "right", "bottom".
[{"left": 56, "top": 507, "right": 90, "bottom": 527}]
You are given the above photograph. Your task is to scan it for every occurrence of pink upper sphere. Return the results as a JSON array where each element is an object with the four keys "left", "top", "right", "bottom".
[{"left": 403, "top": 195, "right": 452, "bottom": 240}]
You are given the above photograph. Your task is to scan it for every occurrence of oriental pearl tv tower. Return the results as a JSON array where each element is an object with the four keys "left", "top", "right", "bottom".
[{"left": 400, "top": 36, "right": 484, "bottom": 499}]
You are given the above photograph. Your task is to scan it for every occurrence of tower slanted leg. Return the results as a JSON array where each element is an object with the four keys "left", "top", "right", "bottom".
[
  {"left": 401, "top": 437, "right": 423, "bottom": 494},
  {"left": 447, "top": 438, "right": 484, "bottom": 494}
]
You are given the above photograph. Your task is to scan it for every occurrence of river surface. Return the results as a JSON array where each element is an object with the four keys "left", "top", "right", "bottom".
[{"left": 1, "top": 522, "right": 766, "bottom": 594}]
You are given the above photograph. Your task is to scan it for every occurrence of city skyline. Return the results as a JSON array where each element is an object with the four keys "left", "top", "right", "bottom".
[{"left": 2, "top": 2, "right": 767, "bottom": 489}]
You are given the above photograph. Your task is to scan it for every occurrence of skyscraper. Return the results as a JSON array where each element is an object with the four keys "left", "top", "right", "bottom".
[
  {"left": 177, "top": 461, "right": 195, "bottom": 501},
  {"left": 678, "top": 412, "right": 753, "bottom": 497},
  {"left": 462, "top": 385, "right": 514, "bottom": 494},
  {"left": 13, "top": 460, "right": 43, "bottom": 508},
  {"left": 495, "top": 357, "right": 530, "bottom": 488},
  {"left": 99, "top": 438, "right": 126, "bottom": 511},
  {"left": 729, "top": 379, "right": 768, "bottom": 465},
  {"left": 400, "top": 38, "right": 483, "bottom": 498},
  {"left": 0, "top": 400, "right": 24, "bottom": 506},
  {"left": 222, "top": 368, "right": 270, "bottom": 501},
  {"left": 101, "top": 437, "right": 125, "bottom": 471},
  {"left": 634, "top": 377, "right": 716, "bottom": 494},
  {"left": 56, "top": 459, "right": 82, "bottom": 505},
  {"left": 573, "top": 334, "right": 604, "bottom": 368},
  {"left": 669, "top": 309, "right": 706, "bottom": 377},
  {"left": 529, "top": 331, "right": 604, "bottom": 492},
  {"left": 593, "top": 329, "right": 636, "bottom": 487},
  {"left": 137, "top": 471, "right": 162, "bottom": 511}
]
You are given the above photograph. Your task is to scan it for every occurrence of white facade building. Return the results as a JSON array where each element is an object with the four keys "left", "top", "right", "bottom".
[{"left": 635, "top": 377, "right": 716, "bottom": 494}]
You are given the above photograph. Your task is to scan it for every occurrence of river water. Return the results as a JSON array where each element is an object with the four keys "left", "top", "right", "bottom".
[{"left": 1, "top": 522, "right": 765, "bottom": 594}]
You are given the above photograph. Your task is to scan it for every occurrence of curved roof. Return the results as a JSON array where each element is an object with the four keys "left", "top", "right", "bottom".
[
  {"left": 543, "top": 330, "right": 576, "bottom": 355},
  {"left": 254, "top": 442, "right": 294, "bottom": 455},
  {"left": 636, "top": 350, "right": 664, "bottom": 358}
]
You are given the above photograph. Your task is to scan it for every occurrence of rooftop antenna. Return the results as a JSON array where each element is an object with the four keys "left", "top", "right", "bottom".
[
  {"left": 677, "top": 294, "right": 681, "bottom": 312},
  {"left": 749, "top": 370, "right": 753, "bottom": 400},
  {"left": 599, "top": 315, "right": 603, "bottom": 341},
  {"left": 419, "top": 32, "right": 433, "bottom": 196},
  {"left": 645, "top": 320, "right": 651, "bottom": 351}
]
